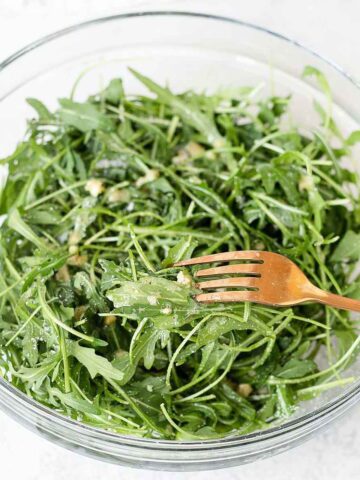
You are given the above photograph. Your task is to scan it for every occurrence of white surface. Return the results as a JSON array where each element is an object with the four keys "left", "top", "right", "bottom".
[{"left": 0, "top": 1, "right": 360, "bottom": 479}]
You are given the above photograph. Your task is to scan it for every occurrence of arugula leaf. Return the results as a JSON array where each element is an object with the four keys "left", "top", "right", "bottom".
[
  {"left": 111, "top": 352, "right": 136, "bottom": 385},
  {"left": 7, "top": 208, "right": 48, "bottom": 250},
  {"left": 197, "top": 314, "right": 271, "bottom": 346},
  {"left": 130, "top": 69, "right": 223, "bottom": 145},
  {"left": 27, "top": 98, "right": 53, "bottom": 122},
  {"left": 102, "top": 78, "right": 124, "bottom": 105},
  {"left": 275, "top": 358, "right": 317, "bottom": 379},
  {"left": 99, "top": 259, "right": 132, "bottom": 291},
  {"left": 161, "top": 237, "right": 198, "bottom": 268},
  {"left": 303, "top": 66, "right": 331, "bottom": 100},
  {"left": 22, "top": 253, "right": 68, "bottom": 292},
  {"left": 73, "top": 271, "right": 108, "bottom": 312},
  {"left": 221, "top": 383, "right": 256, "bottom": 421},
  {"left": 346, "top": 130, "right": 360, "bottom": 146},
  {"left": 58, "top": 98, "right": 114, "bottom": 132},
  {"left": 69, "top": 342, "right": 124, "bottom": 381},
  {"left": 331, "top": 230, "right": 360, "bottom": 262},
  {"left": 14, "top": 357, "right": 59, "bottom": 389},
  {"left": 107, "top": 276, "right": 195, "bottom": 312},
  {"left": 50, "top": 388, "right": 99, "bottom": 415},
  {"left": 275, "top": 385, "right": 296, "bottom": 417}
]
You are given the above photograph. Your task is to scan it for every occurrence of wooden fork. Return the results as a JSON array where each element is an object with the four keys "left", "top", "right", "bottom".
[{"left": 174, "top": 250, "right": 360, "bottom": 312}]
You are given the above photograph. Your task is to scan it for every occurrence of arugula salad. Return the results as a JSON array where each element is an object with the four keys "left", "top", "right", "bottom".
[{"left": 0, "top": 67, "right": 360, "bottom": 440}]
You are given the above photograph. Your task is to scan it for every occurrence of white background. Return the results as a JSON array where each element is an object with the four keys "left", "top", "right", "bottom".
[{"left": 0, "top": 1, "right": 360, "bottom": 479}]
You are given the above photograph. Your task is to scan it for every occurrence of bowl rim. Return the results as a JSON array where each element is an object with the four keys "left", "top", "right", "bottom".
[{"left": 0, "top": 9, "right": 360, "bottom": 450}]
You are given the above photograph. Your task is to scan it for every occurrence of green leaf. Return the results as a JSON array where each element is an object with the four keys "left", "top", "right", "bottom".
[
  {"left": 331, "top": 231, "right": 360, "bottom": 262},
  {"left": 22, "top": 321, "right": 39, "bottom": 366},
  {"left": 102, "top": 78, "right": 124, "bottom": 104},
  {"left": 111, "top": 352, "right": 136, "bottom": 385},
  {"left": 126, "top": 375, "right": 169, "bottom": 410},
  {"left": 58, "top": 98, "right": 114, "bottom": 132},
  {"left": 257, "top": 395, "right": 277, "bottom": 421},
  {"left": 99, "top": 259, "right": 132, "bottom": 291},
  {"left": 50, "top": 388, "right": 99, "bottom": 414},
  {"left": 313, "top": 100, "right": 342, "bottom": 139},
  {"left": 335, "top": 329, "right": 358, "bottom": 358},
  {"left": 161, "top": 237, "right": 198, "bottom": 267},
  {"left": 258, "top": 163, "right": 300, "bottom": 203},
  {"left": 38, "top": 285, "right": 106, "bottom": 346},
  {"left": 128, "top": 328, "right": 165, "bottom": 371},
  {"left": 73, "top": 271, "right": 108, "bottom": 312},
  {"left": 221, "top": 383, "right": 256, "bottom": 421},
  {"left": 346, "top": 130, "right": 360, "bottom": 146},
  {"left": 107, "top": 276, "right": 195, "bottom": 312},
  {"left": 275, "top": 358, "right": 317, "bottom": 379},
  {"left": 26, "top": 207, "right": 63, "bottom": 225},
  {"left": 7, "top": 208, "right": 48, "bottom": 250},
  {"left": 69, "top": 342, "right": 124, "bottom": 381},
  {"left": 130, "top": 69, "right": 223, "bottom": 145},
  {"left": 197, "top": 314, "right": 271, "bottom": 346},
  {"left": 27, "top": 98, "right": 53, "bottom": 121},
  {"left": 275, "top": 385, "right": 296, "bottom": 417},
  {"left": 14, "top": 357, "right": 59, "bottom": 389},
  {"left": 22, "top": 253, "right": 68, "bottom": 292},
  {"left": 303, "top": 65, "right": 333, "bottom": 136},
  {"left": 303, "top": 66, "right": 331, "bottom": 99}
]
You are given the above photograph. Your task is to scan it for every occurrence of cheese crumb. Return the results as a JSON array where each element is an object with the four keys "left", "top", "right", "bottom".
[
  {"left": 104, "top": 315, "right": 117, "bottom": 326},
  {"left": 147, "top": 295, "right": 158, "bottom": 306},
  {"left": 188, "top": 176, "right": 202, "bottom": 185},
  {"left": 177, "top": 271, "right": 192, "bottom": 286},
  {"left": 107, "top": 189, "right": 130, "bottom": 204},
  {"left": 254, "top": 241, "right": 265, "bottom": 251},
  {"left": 68, "top": 245, "right": 78, "bottom": 255},
  {"left": 172, "top": 141, "right": 205, "bottom": 165},
  {"left": 160, "top": 307, "right": 172, "bottom": 315},
  {"left": 85, "top": 178, "right": 105, "bottom": 197},
  {"left": 67, "top": 254, "right": 88, "bottom": 267},
  {"left": 213, "top": 138, "right": 226, "bottom": 149},
  {"left": 172, "top": 148, "right": 189, "bottom": 165},
  {"left": 68, "top": 231, "right": 82, "bottom": 246},
  {"left": 237, "top": 383, "right": 253, "bottom": 398},
  {"left": 136, "top": 169, "right": 159, "bottom": 188},
  {"left": 74, "top": 305, "right": 87, "bottom": 321},
  {"left": 185, "top": 141, "right": 205, "bottom": 157},
  {"left": 115, "top": 349, "right": 126, "bottom": 359},
  {"left": 205, "top": 150, "right": 216, "bottom": 160},
  {"left": 55, "top": 265, "right": 70, "bottom": 282},
  {"left": 299, "top": 175, "right": 314, "bottom": 191}
]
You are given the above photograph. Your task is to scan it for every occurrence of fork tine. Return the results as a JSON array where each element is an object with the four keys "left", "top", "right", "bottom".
[
  {"left": 196, "top": 290, "right": 261, "bottom": 303},
  {"left": 196, "top": 278, "right": 260, "bottom": 289},
  {"left": 196, "top": 264, "right": 261, "bottom": 277},
  {"left": 173, "top": 250, "right": 264, "bottom": 267}
]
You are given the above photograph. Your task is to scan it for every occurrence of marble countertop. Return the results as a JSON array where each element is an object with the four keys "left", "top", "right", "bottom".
[{"left": 0, "top": 1, "right": 359, "bottom": 479}]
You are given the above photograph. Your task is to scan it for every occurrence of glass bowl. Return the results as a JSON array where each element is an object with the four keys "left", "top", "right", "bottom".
[{"left": 1, "top": 11, "right": 360, "bottom": 472}]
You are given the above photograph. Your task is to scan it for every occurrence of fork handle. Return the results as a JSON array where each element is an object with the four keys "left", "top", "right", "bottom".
[{"left": 307, "top": 286, "right": 360, "bottom": 312}]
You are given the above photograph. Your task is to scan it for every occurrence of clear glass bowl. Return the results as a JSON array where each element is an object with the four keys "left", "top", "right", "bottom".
[{"left": 1, "top": 11, "right": 360, "bottom": 472}]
